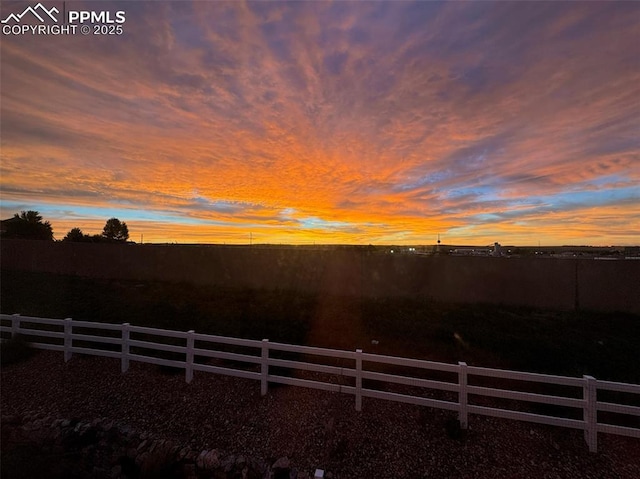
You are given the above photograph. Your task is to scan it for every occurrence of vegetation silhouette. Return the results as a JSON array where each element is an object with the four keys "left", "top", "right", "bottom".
[
  {"left": 1, "top": 211, "right": 53, "bottom": 240},
  {"left": 102, "top": 218, "right": 129, "bottom": 242},
  {"left": 63, "top": 227, "right": 107, "bottom": 243},
  {"left": 62, "top": 218, "right": 129, "bottom": 243},
  {"left": 63, "top": 227, "right": 85, "bottom": 242}
]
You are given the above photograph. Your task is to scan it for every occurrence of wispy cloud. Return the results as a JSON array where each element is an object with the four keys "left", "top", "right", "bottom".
[{"left": 1, "top": 1, "right": 638, "bottom": 244}]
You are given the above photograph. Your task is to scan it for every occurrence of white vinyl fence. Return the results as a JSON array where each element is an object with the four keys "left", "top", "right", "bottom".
[{"left": 2, "top": 313, "right": 639, "bottom": 453}]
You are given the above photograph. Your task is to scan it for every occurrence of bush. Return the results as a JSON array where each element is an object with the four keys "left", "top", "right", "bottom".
[{"left": 1, "top": 335, "right": 36, "bottom": 366}]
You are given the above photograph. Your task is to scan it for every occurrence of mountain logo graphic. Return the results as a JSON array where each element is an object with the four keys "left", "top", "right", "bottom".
[{"left": 1, "top": 3, "right": 59, "bottom": 24}]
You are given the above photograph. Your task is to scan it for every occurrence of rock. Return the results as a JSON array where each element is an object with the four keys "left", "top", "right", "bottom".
[
  {"left": 185, "top": 450, "right": 198, "bottom": 462},
  {"left": 164, "top": 440, "right": 176, "bottom": 454},
  {"left": 273, "top": 456, "right": 291, "bottom": 479},
  {"left": 136, "top": 451, "right": 149, "bottom": 467},
  {"left": 178, "top": 446, "right": 190, "bottom": 461},
  {"left": 273, "top": 457, "right": 290, "bottom": 470},
  {"left": 110, "top": 465, "right": 122, "bottom": 478},
  {"left": 204, "top": 450, "right": 220, "bottom": 470},
  {"left": 196, "top": 450, "right": 208, "bottom": 469},
  {"left": 251, "top": 458, "right": 268, "bottom": 474},
  {"left": 2, "top": 414, "right": 329, "bottom": 479},
  {"left": 22, "top": 421, "right": 41, "bottom": 432},
  {"left": 223, "top": 454, "right": 235, "bottom": 472}
]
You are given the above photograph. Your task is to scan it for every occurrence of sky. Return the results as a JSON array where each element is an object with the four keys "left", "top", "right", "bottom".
[{"left": 1, "top": 1, "right": 639, "bottom": 245}]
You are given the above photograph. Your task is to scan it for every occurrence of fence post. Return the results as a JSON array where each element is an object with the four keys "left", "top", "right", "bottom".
[
  {"left": 11, "top": 314, "right": 21, "bottom": 339},
  {"left": 261, "top": 339, "right": 269, "bottom": 396},
  {"left": 583, "top": 375, "right": 597, "bottom": 452},
  {"left": 459, "top": 362, "right": 468, "bottom": 429},
  {"left": 355, "top": 349, "right": 363, "bottom": 411},
  {"left": 121, "top": 323, "right": 130, "bottom": 373},
  {"left": 64, "top": 318, "right": 73, "bottom": 362},
  {"left": 185, "top": 330, "right": 195, "bottom": 384}
]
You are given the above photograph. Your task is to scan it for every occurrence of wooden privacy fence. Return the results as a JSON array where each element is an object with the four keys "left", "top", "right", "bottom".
[{"left": 2, "top": 313, "right": 639, "bottom": 453}]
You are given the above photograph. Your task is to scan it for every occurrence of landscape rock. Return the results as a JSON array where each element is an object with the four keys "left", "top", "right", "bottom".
[
  {"left": 222, "top": 453, "right": 235, "bottom": 472},
  {"left": 110, "top": 465, "right": 122, "bottom": 478},
  {"left": 196, "top": 450, "right": 209, "bottom": 469},
  {"left": 203, "top": 449, "right": 220, "bottom": 470},
  {"left": 4, "top": 347, "right": 637, "bottom": 479},
  {"left": 135, "top": 451, "right": 149, "bottom": 467},
  {"left": 273, "top": 456, "right": 290, "bottom": 470}
]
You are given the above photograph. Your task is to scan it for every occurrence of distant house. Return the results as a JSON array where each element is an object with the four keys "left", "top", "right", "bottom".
[{"left": 0, "top": 216, "right": 22, "bottom": 237}]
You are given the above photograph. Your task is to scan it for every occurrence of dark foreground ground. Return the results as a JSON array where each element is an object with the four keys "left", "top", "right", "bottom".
[
  {"left": 2, "top": 270, "right": 640, "bottom": 383},
  {"left": 2, "top": 351, "right": 640, "bottom": 479},
  {"left": 2, "top": 270, "right": 640, "bottom": 477}
]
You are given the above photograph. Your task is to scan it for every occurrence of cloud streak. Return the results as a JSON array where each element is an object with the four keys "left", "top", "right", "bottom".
[{"left": 1, "top": 1, "right": 638, "bottom": 244}]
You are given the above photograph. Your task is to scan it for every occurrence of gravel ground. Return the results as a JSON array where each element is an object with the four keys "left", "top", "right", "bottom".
[{"left": 2, "top": 350, "right": 639, "bottom": 478}]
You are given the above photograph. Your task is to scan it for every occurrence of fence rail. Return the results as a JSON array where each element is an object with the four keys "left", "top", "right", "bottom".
[{"left": 2, "top": 313, "right": 639, "bottom": 453}]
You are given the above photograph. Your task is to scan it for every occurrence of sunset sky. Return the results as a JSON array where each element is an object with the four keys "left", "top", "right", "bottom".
[{"left": 1, "top": 1, "right": 639, "bottom": 245}]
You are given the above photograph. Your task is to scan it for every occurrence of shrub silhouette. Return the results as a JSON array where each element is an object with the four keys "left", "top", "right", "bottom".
[{"left": 63, "top": 227, "right": 85, "bottom": 242}]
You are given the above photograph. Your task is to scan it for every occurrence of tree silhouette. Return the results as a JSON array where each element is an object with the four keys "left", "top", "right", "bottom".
[
  {"left": 63, "top": 227, "right": 86, "bottom": 242},
  {"left": 20, "top": 211, "right": 42, "bottom": 223},
  {"left": 2, "top": 210, "right": 53, "bottom": 240},
  {"left": 102, "top": 218, "right": 129, "bottom": 242}
]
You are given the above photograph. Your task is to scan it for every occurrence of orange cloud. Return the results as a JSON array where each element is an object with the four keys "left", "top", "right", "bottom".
[{"left": 1, "top": 1, "right": 638, "bottom": 245}]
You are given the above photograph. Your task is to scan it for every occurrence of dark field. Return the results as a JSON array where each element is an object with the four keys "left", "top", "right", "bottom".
[{"left": 2, "top": 269, "right": 640, "bottom": 384}]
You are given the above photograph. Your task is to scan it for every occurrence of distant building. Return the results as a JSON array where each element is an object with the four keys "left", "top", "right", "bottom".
[{"left": 0, "top": 216, "right": 21, "bottom": 235}]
